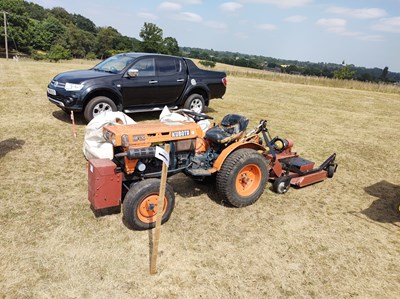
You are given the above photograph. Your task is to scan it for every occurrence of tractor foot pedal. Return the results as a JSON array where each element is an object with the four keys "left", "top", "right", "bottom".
[
  {"left": 185, "top": 168, "right": 212, "bottom": 177},
  {"left": 280, "top": 157, "right": 315, "bottom": 172}
]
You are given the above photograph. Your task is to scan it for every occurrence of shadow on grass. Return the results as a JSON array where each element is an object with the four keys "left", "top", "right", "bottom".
[
  {"left": 362, "top": 180, "right": 400, "bottom": 224},
  {"left": 52, "top": 110, "right": 86, "bottom": 125},
  {"left": 169, "top": 174, "right": 233, "bottom": 208},
  {"left": 0, "top": 138, "right": 25, "bottom": 158},
  {"left": 51, "top": 106, "right": 217, "bottom": 125}
]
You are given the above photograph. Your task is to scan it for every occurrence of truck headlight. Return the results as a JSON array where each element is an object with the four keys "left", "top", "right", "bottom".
[{"left": 65, "top": 83, "right": 84, "bottom": 91}]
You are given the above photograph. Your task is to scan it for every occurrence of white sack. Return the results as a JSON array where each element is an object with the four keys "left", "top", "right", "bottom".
[{"left": 83, "top": 111, "right": 135, "bottom": 160}]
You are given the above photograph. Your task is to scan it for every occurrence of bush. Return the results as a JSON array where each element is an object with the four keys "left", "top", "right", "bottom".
[
  {"left": 199, "top": 60, "right": 216, "bottom": 68},
  {"left": 31, "top": 50, "right": 47, "bottom": 61},
  {"left": 47, "top": 45, "right": 72, "bottom": 62},
  {"left": 85, "top": 52, "right": 97, "bottom": 60}
]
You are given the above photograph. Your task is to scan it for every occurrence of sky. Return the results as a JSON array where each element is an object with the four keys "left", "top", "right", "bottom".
[{"left": 29, "top": 0, "right": 400, "bottom": 71}]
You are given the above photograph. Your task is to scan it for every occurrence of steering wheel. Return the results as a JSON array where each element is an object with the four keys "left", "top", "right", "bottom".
[{"left": 178, "top": 109, "right": 214, "bottom": 123}]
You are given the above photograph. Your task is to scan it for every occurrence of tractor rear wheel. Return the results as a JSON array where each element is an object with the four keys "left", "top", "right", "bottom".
[
  {"left": 216, "top": 148, "right": 268, "bottom": 207},
  {"left": 122, "top": 179, "right": 175, "bottom": 230}
]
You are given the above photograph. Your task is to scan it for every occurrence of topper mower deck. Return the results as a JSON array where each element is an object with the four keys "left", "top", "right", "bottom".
[{"left": 88, "top": 111, "right": 337, "bottom": 230}]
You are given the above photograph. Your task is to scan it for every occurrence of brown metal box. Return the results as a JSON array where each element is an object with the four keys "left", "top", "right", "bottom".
[{"left": 88, "top": 159, "right": 122, "bottom": 210}]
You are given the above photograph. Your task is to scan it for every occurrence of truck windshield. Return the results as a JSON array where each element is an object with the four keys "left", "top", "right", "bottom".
[{"left": 92, "top": 55, "right": 135, "bottom": 73}]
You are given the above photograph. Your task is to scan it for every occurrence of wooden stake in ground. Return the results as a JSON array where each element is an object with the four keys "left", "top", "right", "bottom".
[{"left": 150, "top": 144, "right": 170, "bottom": 275}]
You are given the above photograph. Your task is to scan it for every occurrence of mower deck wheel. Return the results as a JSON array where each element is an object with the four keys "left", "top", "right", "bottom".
[
  {"left": 327, "top": 165, "right": 335, "bottom": 178},
  {"left": 122, "top": 179, "right": 175, "bottom": 230},
  {"left": 273, "top": 176, "right": 291, "bottom": 194},
  {"left": 216, "top": 148, "right": 268, "bottom": 207}
]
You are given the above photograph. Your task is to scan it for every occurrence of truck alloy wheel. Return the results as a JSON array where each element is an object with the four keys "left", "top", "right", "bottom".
[
  {"left": 122, "top": 179, "right": 175, "bottom": 230},
  {"left": 216, "top": 148, "right": 269, "bottom": 207},
  {"left": 84, "top": 96, "right": 117, "bottom": 122},
  {"left": 184, "top": 94, "right": 205, "bottom": 114}
]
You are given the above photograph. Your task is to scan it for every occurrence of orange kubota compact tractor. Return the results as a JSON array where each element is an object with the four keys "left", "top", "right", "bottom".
[{"left": 88, "top": 111, "right": 337, "bottom": 230}]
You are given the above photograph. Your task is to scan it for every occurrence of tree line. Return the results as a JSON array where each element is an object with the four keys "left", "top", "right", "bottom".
[
  {"left": 1, "top": 0, "right": 399, "bottom": 83},
  {"left": 0, "top": 0, "right": 180, "bottom": 61},
  {"left": 182, "top": 47, "right": 399, "bottom": 83}
]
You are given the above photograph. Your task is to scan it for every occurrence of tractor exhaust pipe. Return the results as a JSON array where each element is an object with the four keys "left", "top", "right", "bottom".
[{"left": 115, "top": 147, "right": 157, "bottom": 160}]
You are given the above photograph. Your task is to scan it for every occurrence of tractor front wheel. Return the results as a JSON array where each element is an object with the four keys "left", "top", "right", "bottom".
[
  {"left": 216, "top": 148, "right": 269, "bottom": 207},
  {"left": 122, "top": 179, "right": 175, "bottom": 230}
]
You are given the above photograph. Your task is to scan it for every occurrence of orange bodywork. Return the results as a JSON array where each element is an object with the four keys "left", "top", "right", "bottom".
[
  {"left": 211, "top": 139, "right": 266, "bottom": 173},
  {"left": 104, "top": 121, "right": 204, "bottom": 147},
  {"left": 104, "top": 121, "right": 206, "bottom": 174}
]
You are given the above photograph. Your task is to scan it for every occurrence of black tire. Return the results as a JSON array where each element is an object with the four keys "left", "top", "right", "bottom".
[
  {"left": 327, "top": 165, "right": 335, "bottom": 178},
  {"left": 183, "top": 94, "right": 205, "bottom": 114},
  {"left": 84, "top": 96, "right": 117, "bottom": 122},
  {"left": 122, "top": 179, "right": 175, "bottom": 230},
  {"left": 273, "top": 176, "right": 290, "bottom": 194},
  {"left": 216, "top": 148, "right": 269, "bottom": 207}
]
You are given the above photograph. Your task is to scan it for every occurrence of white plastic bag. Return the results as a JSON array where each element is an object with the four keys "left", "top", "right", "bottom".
[{"left": 83, "top": 111, "right": 135, "bottom": 160}]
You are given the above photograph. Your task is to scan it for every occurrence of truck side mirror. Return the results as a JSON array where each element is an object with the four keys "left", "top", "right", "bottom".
[{"left": 127, "top": 69, "right": 139, "bottom": 78}]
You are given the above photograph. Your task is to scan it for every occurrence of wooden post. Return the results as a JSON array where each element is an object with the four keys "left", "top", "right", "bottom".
[
  {"left": 3, "top": 11, "right": 8, "bottom": 60},
  {"left": 150, "top": 144, "right": 170, "bottom": 275}
]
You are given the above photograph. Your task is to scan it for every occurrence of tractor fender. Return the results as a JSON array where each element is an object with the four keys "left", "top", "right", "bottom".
[{"left": 211, "top": 142, "right": 266, "bottom": 173}]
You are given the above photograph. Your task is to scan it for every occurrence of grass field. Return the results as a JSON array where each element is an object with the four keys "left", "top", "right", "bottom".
[{"left": 1, "top": 59, "right": 400, "bottom": 298}]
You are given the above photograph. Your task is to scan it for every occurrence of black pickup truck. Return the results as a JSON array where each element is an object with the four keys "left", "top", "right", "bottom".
[{"left": 47, "top": 53, "right": 227, "bottom": 122}]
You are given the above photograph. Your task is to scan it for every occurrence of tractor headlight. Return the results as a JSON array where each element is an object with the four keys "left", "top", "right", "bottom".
[
  {"left": 65, "top": 83, "right": 84, "bottom": 91},
  {"left": 103, "top": 131, "right": 116, "bottom": 146},
  {"left": 121, "top": 134, "right": 129, "bottom": 147}
]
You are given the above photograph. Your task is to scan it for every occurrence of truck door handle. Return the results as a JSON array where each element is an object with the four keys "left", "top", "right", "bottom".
[
  {"left": 149, "top": 80, "right": 158, "bottom": 84},
  {"left": 177, "top": 79, "right": 185, "bottom": 82}
]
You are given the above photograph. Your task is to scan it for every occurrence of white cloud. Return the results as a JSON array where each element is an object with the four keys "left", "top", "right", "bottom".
[
  {"left": 316, "top": 18, "right": 384, "bottom": 42},
  {"left": 240, "top": 0, "right": 312, "bottom": 8},
  {"left": 316, "top": 18, "right": 360, "bottom": 36},
  {"left": 235, "top": 32, "right": 249, "bottom": 39},
  {"left": 205, "top": 21, "right": 228, "bottom": 30},
  {"left": 174, "top": 12, "right": 203, "bottom": 22},
  {"left": 220, "top": 2, "right": 243, "bottom": 13},
  {"left": 284, "top": 15, "right": 307, "bottom": 23},
  {"left": 358, "top": 35, "right": 384, "bottom": 42},
  {"left": 372, "top": 17, "right": 400, "bottom": 33},
  {"left": 158, "top": 2, "right": 182, "bottom": 11},
  {"left": 256, "top": 23, "right": 277, "bottom": 30},
  {"left": 175, "top": 0, "right": 202, "bottom": 4},
  {"left": 316, "top": 18, "right": 346, "bottom": 28},
  {"left": 137, "top": 12, "right": 159, "bottom": 21},
  {"left": 327, "top": 6, "right": 387, "bottom": 19}
]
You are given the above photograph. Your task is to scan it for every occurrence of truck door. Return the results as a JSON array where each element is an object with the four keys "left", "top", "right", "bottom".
[
  {"left": 121, "top": 57, "right": 158, "bottom": 107},
  {"left": 155, "top": 57, "right": 187, "bottom": 105}
]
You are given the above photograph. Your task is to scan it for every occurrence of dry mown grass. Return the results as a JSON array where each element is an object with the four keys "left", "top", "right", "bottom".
[{"left": 1, "top": 59, "right": 399, "bottom": 298}]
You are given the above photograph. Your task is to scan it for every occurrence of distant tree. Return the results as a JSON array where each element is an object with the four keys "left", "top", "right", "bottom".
[
  {"left": 333, "top": 65, "right": 356, "bottom": 80},
  {"left": 139, "top": 22, "right": 163, "bottom": 53},
  {"left": 381, "top": 66, "right": 389, "bottom": 82},
  {"left": 62, "top": 24, "right": 95, "bottom": 58},
  {"left": 49, "top": 7, "right": 74, "bottom": 25},
  {"left": 73, "top": 14, "right": 97, "bottom": 34},
  {"left": 163, "top": 37, "right": 180, "bottom": 55},
  {"left": 95, "top": 26, "right": 122, "bottom": 58},
  {"left": 31, "top": 16, "right": 65, "bottom": 51}
]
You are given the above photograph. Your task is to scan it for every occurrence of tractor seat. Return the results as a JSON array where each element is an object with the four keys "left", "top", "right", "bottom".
[{"left": 205, "top": 114, "right": 249, "bottom": 144}]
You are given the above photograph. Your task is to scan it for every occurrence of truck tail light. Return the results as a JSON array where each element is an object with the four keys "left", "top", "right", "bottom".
[{"left": 222, "top": 77, "right": 227, "bottom": 87}]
